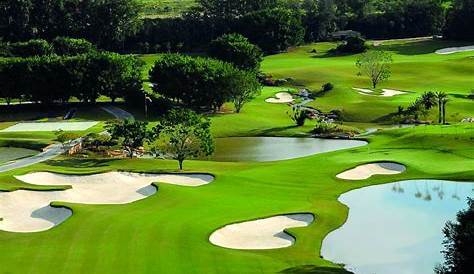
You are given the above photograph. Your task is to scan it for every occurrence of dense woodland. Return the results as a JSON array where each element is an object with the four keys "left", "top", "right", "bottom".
[{"left": 1, "top": 0, "right": 473, "bottom": 53}]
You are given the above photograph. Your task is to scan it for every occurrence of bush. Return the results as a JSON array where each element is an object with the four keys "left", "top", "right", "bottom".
[
  {"left": 313, "top": 121, "right": 338, "bottom": 134},
  {"left": 52, "top": 37, "right": 96, "bottom": 56},
  {"left": 287, "top": 106, "right": 308, "bottom": 126},
  {"left": 321, "top": 83, "right": 334, "bottom": 92},
  {"left": 335, "top": 36, "right": 367, "bottom": 54},
  {"left": 9, "top": 39, "right": 53, "bottom": 57}
]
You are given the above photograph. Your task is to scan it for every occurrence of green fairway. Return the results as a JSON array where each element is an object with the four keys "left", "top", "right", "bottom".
[
  {"left": 262, "top": 39, "right": 474, "bottom": 123},
  {"left": 0, "top": 124, "right": 472, "bottom": 273}
]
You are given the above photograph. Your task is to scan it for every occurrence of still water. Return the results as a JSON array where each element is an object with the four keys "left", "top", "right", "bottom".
[
  {"left": 209, "top": 137, "right": 367, "bottom": 162},
  {"left": 322, "top": 180, "right": 474, "bottom": 274}
]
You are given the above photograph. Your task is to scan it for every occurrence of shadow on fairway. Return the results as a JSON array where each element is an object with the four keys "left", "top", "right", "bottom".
[
  {"left": 250, "top": 125, "right": 301, "bottom": 136},
  {"left": 280, "top": 265, "right": 353, "bottom": 274},
  {"left": 45, "top": 158, "right": 115, "bottom": 168}
]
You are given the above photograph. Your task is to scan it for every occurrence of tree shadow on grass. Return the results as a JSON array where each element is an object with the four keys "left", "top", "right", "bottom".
[
  {"left": 45, "top": 158, "right": 115, "bottom": 168},
  {"left": 280, "top": 265, "right": 353, "bottom": 274},
  {"left": 249, "top": 125, "right": 304, "bottom": 136}
]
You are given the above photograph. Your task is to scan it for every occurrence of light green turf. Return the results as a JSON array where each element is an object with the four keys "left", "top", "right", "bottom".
[
  {"left": 0, "top": 124, "right": 472, "bottom": 274},
  {"left": 138, "top": 0, "right": 196, "bottom": 18},
  {"left": 262, "top": 39, "right": 474, "bottom": 123}
]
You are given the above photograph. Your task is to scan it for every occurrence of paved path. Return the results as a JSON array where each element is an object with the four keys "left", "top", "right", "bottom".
[
  {"left": 0, "top": 139, "right": 82, "bottom": 173},
  {"left": 101, "top": 106, "right": 135, "bottom": 120}
]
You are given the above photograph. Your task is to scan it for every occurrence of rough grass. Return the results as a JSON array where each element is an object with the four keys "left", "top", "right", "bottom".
[{"left": 0, "top": 147, "right": 38, "bottom": 164}]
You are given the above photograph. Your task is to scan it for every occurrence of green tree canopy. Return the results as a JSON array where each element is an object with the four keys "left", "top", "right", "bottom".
[
  {"left": 150, "top": 109, "right": 214, "bottom": 170},
  {"left": 208, "top": 33, "right": 263, "bottom": 71}
]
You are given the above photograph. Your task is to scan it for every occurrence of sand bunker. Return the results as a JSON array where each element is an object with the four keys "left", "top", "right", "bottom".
[
  {"left": 435, "top": 46, "right": 474, "bottom": 55},
  {"left": 265, "top": 92, "right": 294, "bottom": 104},
  {"left": 381, "top": 89, "right": 407, "bottom": 97},
  {"left": 0, "top": 172, "right": 214, "bottom": 233},
  {"left": 209, "top": 213, "right": 314, "bottom": 250},
  {"left": 1, "top": 122, "right": 98, "bottom": 132},
  {"left": 337, "top": 162, "right": 406, "bottom": 181},
  {"left": 353, "top": 88, "right": 406, "bottom": 97}
]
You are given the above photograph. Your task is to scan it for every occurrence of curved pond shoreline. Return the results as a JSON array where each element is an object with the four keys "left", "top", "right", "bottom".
[
  {"left": 209, "top": 137, "right": 367, "bottom": 162},
  {"left": 321, "top": 179, "right": 474, "bottom": 274}
]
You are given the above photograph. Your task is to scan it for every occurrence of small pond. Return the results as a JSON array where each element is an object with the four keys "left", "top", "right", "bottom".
[
  {"left": 321, "top": 179, "right": 474, "bottom": 274},
  {"left": 209, "top": 137, "right": 367, "bottom": 162}
]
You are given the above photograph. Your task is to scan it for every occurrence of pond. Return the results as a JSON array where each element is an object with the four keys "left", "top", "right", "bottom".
[
  {"left": 209, "top": 137, "right": 367, "bottom": 162},
  {"left": 321, "top": 180, "right": 474, "bottom": 274}
]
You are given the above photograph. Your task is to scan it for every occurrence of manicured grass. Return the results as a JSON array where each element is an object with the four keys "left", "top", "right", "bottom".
[
  {"left": 0, "top": 124, "right": 472, "bottom": 273},
  {"left": 262, "top": 39, "right": 474, "bottom": 123},
  {"left": 0, "top": 147, "right": 38, "bottom": 164}
]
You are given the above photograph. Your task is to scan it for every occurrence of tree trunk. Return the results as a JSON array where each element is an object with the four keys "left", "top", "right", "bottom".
[
  {"left": 438, "top": 103, "right": 442, "bottom": 124},
  {"left": 442, "top": 103, "right": 446, "bottom": 124},
  {"left": 178, "top": 159, "right": 184, "bottom": 170}
]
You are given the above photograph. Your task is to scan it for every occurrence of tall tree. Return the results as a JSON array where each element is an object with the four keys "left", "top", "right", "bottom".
[
  {"left": 106, "top": 120, "right": 149, "bottom": 158},
  {"left": 435, "top": 92, "right": 449, "bottom": 124},
  {"left": 356, "top": 50, "right": 393, "bottom": 89},
  {"left": 208, "top": 33, "right": 263, "bottom": 71},
  {"left": 444, "top": 0, "right": 474, "bottom": 41},
  {"left": 435, "top": 198, "right": 474, "bottom": 274},
  {"left": 150, "top": 109, "right": 214, "bottom": 170}
]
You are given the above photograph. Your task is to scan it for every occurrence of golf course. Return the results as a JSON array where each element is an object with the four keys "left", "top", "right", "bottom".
[{"left": 1, "top": 0, "right": 474, "bottom": 273}]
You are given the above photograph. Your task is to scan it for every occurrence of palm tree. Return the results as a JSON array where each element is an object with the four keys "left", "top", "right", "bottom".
[
  {"left": 435, "top": 92, "right": 448, "bottom": 124},
  {"left": 441, "top": 97, "right": 449, "bottom": 124},
  {"left": 421, "top": 91, "right": 436, "bottom": 110}
]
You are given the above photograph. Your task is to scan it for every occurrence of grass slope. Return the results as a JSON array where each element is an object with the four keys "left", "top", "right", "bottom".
[
  {"left": 262, "top": 39, "right": 474, "bottom": 123},
  {"left": 0, "top": 125, "right": 472, "bottom": 274}
]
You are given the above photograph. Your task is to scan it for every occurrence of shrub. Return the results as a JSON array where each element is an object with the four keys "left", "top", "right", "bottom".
[
  {"left": 287, "top": 106, "right": 308, "bottom": 126},
  {"left": 321, "top": 82, "right": 334, "bottom": 92},
  {"left": 52, "top": 37, "right": 96, "bottom": 56},
  {"left": 313, "top": 120, "right": 338, "bottom": 134},
  {"left": 9, "top": 39, "right": 53, "bottom": 57},
  {"left": 335, "top": 36, "right": 367, "bottom": 54}
]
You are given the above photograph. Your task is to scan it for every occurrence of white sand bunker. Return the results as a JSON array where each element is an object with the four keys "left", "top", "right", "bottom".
[
  {"left": 209, "top": 213, "right": 314, "bottom": 250},
  {"left": 0, "top": 172, "right": 214, "bottom": 233},
  {"left": 352, "top": 88, "right": 406, "bottom": 97},
  {"left": 381, "top": 89, "right": 407, "bottom": 97},
  {"left": 1, "top": 122, "right": 98, "bottom": 132},
  {"left": 337, "top": 162, "right": 406, "bottom": 181},
  {"left": 265, "top": 92, "right": 294, "bottom": 104},
  {"left": 436, "top": 46, "right": 474, "bottom": 55}
]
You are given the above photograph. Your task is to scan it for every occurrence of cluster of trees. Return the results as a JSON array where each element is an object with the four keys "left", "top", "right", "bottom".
[
  {"left": 107, "top": 109, "right": 214, "bottom": 170},
  {"left": 149, "top": 53, "right": 261, "bottom": 113},
  {"left": 395, "top": 91, "right": 450, "bottom": 123},
  {"left": 1, "top": 37, "right": 95, "bottom": 57},
  {"left": 0, "top": 0, "right": 141, "bottom": 49},
  {"left": 0, "top": 42, "right": 143, "bottom": 105}
]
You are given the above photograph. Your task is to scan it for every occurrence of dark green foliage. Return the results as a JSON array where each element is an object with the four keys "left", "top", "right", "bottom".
[
  {"left": 287, "top": 106, "right": 309, "bottom": 126},
  {"left": 321, "top": 83, "right": 334, "bottom": 92},
  {"left": 7, "top": 39, "right": 53, "bottom": 57},
  {"left": 149, "top": 54, "right": 259, "bottom": 111},
  {"left": 52, "top": 37, "right": 96, "bottom": 56},
  {"left": 0, "top": 0, "right": 141, "bottom": 49},
  {"left": 106, "top": 120, "right": 150, "bottom": 158},
  {"left": 208, "top": 33, "right": 263, "bottom": 71},
  {"left": 196, "top": 0, "right": 278, "bottom": 19},
  {"left": 435, "top": 198, "right": 474, "bottom": 274},
  {"left": 335, "top": 36, "right": 367, "bottom": 53},
  {"left": 151, "top": 108, "right": 214, "bottom": 170},
  {"left": 237, "top": 8, "right": 305, "bottom": 53},
  {"left": 0, "top": 52, "right": 143, "bottom": 104},
  {"left": 444, "top": 0, "right": 474, "bottom": 40}
]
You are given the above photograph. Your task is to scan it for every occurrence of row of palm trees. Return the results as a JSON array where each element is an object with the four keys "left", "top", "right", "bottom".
[{"left": 419, "top": 91, "right": 449, "bottom": 124}]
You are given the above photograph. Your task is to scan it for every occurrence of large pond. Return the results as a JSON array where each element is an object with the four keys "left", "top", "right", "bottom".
[
  {"left": 322, "top": 180, "right": 474, "bottom": 274},
  {"left": 209, "top": 137, "right": 367, "bottom": 162}
]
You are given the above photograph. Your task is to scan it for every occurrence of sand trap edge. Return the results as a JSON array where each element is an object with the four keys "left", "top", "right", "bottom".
[
  {"left": 209, "top": 212, "right": 315, "bottom": 250},
  {"left": 336, "top": 162, "right": 406, "bottom": 181}
]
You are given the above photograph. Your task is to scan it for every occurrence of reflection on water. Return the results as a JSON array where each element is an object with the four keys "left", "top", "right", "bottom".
[
  {"left": 321, "top": 180, "right": 474, "bottom": 274},
  {"left": 209, "top": 137, "right": 367, "bottom": 162}
]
